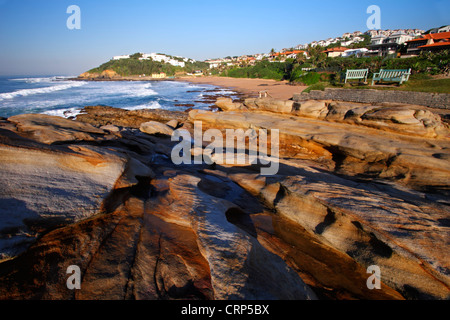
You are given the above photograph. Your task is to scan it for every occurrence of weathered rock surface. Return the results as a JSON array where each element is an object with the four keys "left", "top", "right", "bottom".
[
  {"left": 190, "top": 108, "right": 450, "bottom": 194},
  {"left": 0, "top": 120, "right": 130, "bottom": 259},
  {"left": 100, "top": 124, "right": 120, "bottom": 132},
  {"left": 140, "top": 121, "right": 174, "bottom": 136},
  {"left": 8, "top": 114, "right": 106, "bottom": 144},
  {"left": 219, "top": 97, "right": 450, "bottom": 139},
  {"left": 226, "top": 166, "right": 449, "bottom": 299},
  {"left": 76, "top": 106, "right": 188, "bottom": 128},
  {"left": 294, "top": 100, "right": 329, "bottom": 119},
  {"left": 78, "top": 70, "right": 121, "bottom": 80},
  {"left": 215, "top": 97, "right": 245, "bottom": 111},
  {"left": 244, "top": 98, "right": 296, "bottom": 114},
  {"left": 0, "top": 101, "right": 449, "bottom": 300},
  {"left": 0, "top": 114, "right": 319, "bottom": 300},
  {"left": 0, "top": 114, "right": 164, "bottom": 260},
  {"left": 166, "top": 119, "right": 179, "bottom": 129}
]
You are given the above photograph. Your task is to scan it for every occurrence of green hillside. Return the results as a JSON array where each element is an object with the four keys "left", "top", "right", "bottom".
[{"left": 88, "top": 54, "right": 209, "bottom": 76}]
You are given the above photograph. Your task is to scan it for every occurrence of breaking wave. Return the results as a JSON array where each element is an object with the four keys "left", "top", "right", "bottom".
[
  {"left": 125, "top": 101, "right": 162, "bottom": 110},
  {"left": 42, "top": 107, "right": 83, "bottom": 118},
  {"left": 0, "top": 81, "right": 87, "bottom": 101}
]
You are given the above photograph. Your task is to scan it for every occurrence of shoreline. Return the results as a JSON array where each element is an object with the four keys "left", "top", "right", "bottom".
[
  {"left": 177, "top": 76, "right": 308, "bottom": 100},
  {"left": 70, "top": 76, "right": 450, "bottom": 117},
  {"left": 72, "top": 75, "right": 308, "bottom": 100}
]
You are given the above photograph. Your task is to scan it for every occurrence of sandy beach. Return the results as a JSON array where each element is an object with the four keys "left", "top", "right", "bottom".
[{"left": 178, "top": 76, "right": 308, "bottom": 100}]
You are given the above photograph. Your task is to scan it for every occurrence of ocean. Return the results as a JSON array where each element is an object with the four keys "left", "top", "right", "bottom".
[{"left": 0, "top": 75, "right": 238, "bottom": 118}]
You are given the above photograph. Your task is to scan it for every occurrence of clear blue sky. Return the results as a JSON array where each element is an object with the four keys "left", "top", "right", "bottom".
[{"left": 0, "top": 0, "right": 448, "bottom": 76}]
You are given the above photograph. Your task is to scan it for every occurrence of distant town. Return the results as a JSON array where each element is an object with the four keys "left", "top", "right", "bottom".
[{"left": 202, "top": 25, "right": 449, "bottom": 68}]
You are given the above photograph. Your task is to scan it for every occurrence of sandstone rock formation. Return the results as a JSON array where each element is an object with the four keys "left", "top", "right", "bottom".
[
  {"left": 8, "top": 113, "right": 107, "bottom": 144},
  {"left": 78, "top": 70, "right": 121, "bottom": 81},
  {"left": 0, "top": 98, "right": 449, "bottom": 300},
  {"left": 140, "top": 121, "right": 174, "bottom": 136},
  {"left": 218, "top": 97, "right": 450, "bottom": 139},
  {"left": 226, "top": 168, "right": 449, "bottom": 299},
  {"left": 191, "top": 97, "right": 450, "bottom": 298},
  {"left": 203, "top": 98, "right": 450, "bottom": 193},
  {"left": 76, "top": 106, "right": 188, "bottom": 128},
  {"left": 244, "top": 98, "right": 296, "bottom": 114},
  {"left": 0, "top": 118, "right": 138, "bottom": 260},
  {"left": 0, "top": 113, "right": 318, "bottom": 300},
  {"left": 215, "top": 97, "right": 245, "bottom": 111},
  {"left": 166, "top": 119, "right": 179, "bottom": 129}
]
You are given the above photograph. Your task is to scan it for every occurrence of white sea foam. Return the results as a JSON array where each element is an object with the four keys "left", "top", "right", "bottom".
[
  {"left": 132, "top": 83, "right": 158, "bottom": 97},
  {"left": 187, "top": 84, "right": 202, "bottom": 89},
  {"left": 88, "top": 82, "right": 158, "bottom": 98},
  {"left": 121, "top": 83, "right": 157, "bottom": 97},
  {"left": 0, "top": 81, "right": 87, "bottom": 101},
  {"left": 9, "top": 76, "right": 64, "bottom": 84},
  {"left": 204, "top": 89, "right": 236, "bottom": 95},
  {"left": 42, "top": 107, "right": 82, "bottom": 118},
  {"left": 125, "top": 101, "right": 162, "bottom": 110}
]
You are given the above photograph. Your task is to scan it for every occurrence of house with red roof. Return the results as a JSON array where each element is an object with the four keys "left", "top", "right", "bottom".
[
  {"left": 405, "top": 31, "right": 450, "bottom": 55},
  {"left": 322, "top": 47, "right": 348, "bottom": 58},
  {"left": 270, "top": 50, "right": 307, "bottom": 61}
]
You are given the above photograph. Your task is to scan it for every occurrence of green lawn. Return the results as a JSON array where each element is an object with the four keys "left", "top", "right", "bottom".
[
  {"left": 303, "top": 77, "right": 450, "bottom": 94},
  {"left": 394, "top": 78, "right": 450, "bottom": 93}
]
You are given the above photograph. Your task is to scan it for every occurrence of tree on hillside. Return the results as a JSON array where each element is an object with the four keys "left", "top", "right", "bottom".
[
  {"left": 130, "top": 52, "right": 143, "bottom": 59},
  {"left": 307, "top": 45, "right": 327, "bottom": 67},
  {"left": 325, "top": 41, "right": 342, "bottom": 50},
  {"left": 348, "top": 34, "right": 371, "bottom": 49},
  {"left": 296, "top": 52, "right": 307, "bottom": 65}
]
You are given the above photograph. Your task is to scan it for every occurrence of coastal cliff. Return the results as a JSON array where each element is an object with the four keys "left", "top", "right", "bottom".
[
  {"left": 78, "top": 69, "right": 122, "bottom": 81},
  {"left": 0, "top": 97, "right": 449, "bottom": 300}
]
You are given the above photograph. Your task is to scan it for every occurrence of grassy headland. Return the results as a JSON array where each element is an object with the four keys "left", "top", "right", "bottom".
[{"left": 88, "top": 54, "right": 209, "bottom": 77}]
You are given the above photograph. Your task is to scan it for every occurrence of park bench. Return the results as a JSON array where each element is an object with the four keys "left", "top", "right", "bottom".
[
  {"left": 343, "top": 69, "right": 369, "bottom": 83},
  {"left": 372, "top": 69, "right": 411, "bottom": 86}
]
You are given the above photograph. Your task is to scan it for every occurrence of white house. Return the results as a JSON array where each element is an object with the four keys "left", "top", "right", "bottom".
[
  {"left": 340, "top": 40, "right": 353, "bottom": 46},
  {"left": 438, "top": 25, "right": 450, "bottom": 33},
  {"left": 342, "top": 48, "right": 369, "bottom": 57},
  {"left": 112, "top": 55, "right": 130, "bottom": 60},
  {"left": 388, "top": 32, "right": 414, "bottom": 45},
  {"left": 206, "top": 59, "right": 223, "bottom": 68},
  {"left": 139, "top": 53, "right": 186, "bottom": 67},
  {"left": 370, "top": 35, "right": 387, "bottom": 45},
  {"left": 175, "top": 56, "right": 191, "bottom": 62},
  {"left": 295, "top": 44, "right": 308, "bottom": 50},
  {"left": 170, "top": 60, "right": 186, "bottom": 68},
  {"left": 317, "top": 40, "right": 330, "bottom": 47},
  {"left": 150, "top": 53, "right": 170, "bottom": 63},
  {"left": 368, "top": 32, "right": 413, "bottom": 56}
]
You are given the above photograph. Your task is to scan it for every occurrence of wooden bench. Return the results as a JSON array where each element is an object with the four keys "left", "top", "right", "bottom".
[
  {"left": 372, "top": 69, "right": 411, "bottom": 86},
  {"left": 343, "top": 69, "right": 369, "bottom": 83}
]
